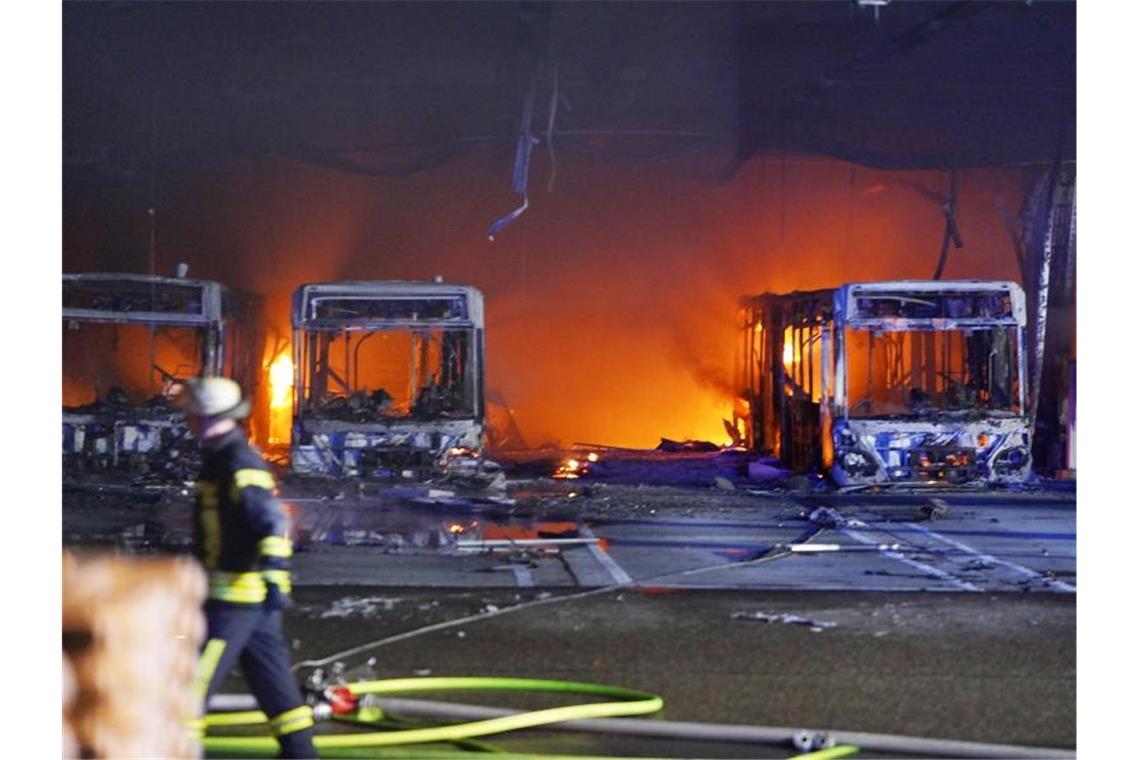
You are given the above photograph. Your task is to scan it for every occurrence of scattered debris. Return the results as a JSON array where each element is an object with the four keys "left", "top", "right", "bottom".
[
  {"left": 656, "top": 438, "right": 720, "bottom": 453},
  {"left": 712, "top": 476, "right": 735, "bottom": 491},
  {"left": 808, "top": 506, "right": 863, "bottom": 528},
  {"left": 919, "top": 498, "right": 951, "bottom": 521},
  {"left": 318, "top": 596, "right": 401, "bottom": 619},
  {"left": 732, "top": 610, "right": 838, "bottom": 632}
]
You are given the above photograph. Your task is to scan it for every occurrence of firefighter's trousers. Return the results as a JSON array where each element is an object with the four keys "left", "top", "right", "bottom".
[{"left": 198, "top": 601, "right": 317, "bottom": 759}]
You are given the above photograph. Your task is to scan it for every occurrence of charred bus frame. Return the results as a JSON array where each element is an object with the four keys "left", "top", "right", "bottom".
[
  {"left": 290, "top": 281, "right": 485, "bottom": 479},
  {"left": 736, "top": 280, "right": 1031, "bottom": 486},
  {"left": 62, "top": 273, "right": 262, "bottom": 479}
]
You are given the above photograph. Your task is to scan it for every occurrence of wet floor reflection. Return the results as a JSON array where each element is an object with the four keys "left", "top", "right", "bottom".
[
  {"left": 63, "top": 482, "right": 594, "bottom": 558},
  {"left": 287, "top": 497, "right": 585, "bottom": 555}
]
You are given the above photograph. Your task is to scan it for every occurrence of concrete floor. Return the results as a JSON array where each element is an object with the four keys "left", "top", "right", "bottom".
[
  {"left": 63, "top": 464, "right": 1076, "bottom": 757},
  {"left": 278, "top": 587, "right": 1074, "bottom": 753}
]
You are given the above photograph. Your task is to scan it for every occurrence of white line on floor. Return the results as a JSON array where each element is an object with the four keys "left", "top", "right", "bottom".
[
  {"left": 607, "top": 581, "right": 970, "bottom": 593},
  {"left": 901, "top": 521, "right": 1076, "bottom": 593},
  {"left": 841, "top": 527, "right": 982, "bottom": 592},
  {"left": 578, "top": 525, "right": 633, "bottom": 586}
]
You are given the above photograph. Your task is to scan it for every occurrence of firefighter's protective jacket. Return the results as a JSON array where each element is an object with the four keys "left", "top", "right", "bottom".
[{"left": 193, "top": 428, "right": 293, "bottom": 604}]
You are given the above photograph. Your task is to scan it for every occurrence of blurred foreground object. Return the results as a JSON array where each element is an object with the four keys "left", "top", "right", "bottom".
[{"left": 62, "top": 553, "right": 207, "bottom": 759}]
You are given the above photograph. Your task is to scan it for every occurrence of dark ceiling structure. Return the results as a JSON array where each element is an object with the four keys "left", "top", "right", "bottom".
[{"left": 64, "top": 0, "right": 1075, "bottom": 190}]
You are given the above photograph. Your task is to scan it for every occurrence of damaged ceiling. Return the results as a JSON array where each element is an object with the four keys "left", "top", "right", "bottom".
[{"left": 64, "top": 0, "right": 1075, "bottom": 189}]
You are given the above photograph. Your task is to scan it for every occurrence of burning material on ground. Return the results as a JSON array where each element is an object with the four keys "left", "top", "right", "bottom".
[
  {"left": 445, "top": 519, "right": 480, "bottom": 536},
  {"left": 552, "top": 450, "right": 601, "bottom": 479},
  {"left": 517, "top": 441, "right": 770, "bottom": 489},
  {"left": 547, "top": 437, "right": 735, "bottom": 481},
  {"left": 553, "top": 456, "right": 587, "bottom": 480}
]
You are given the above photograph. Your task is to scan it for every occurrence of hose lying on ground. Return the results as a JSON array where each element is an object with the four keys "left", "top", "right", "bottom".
[
  {"left": 347, "top": 697, "right": 1074, "bottom": 759},
  {"left": 202, "top": 676, "right": 662, "bottom": 754},
  {"left": 206, "top": 683, "right": 1072, "bottom": 759}
]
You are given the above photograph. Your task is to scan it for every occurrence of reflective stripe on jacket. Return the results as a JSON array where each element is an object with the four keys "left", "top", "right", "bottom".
[{"left": 193, "top": 428, "right": 293, "bottom": 604}]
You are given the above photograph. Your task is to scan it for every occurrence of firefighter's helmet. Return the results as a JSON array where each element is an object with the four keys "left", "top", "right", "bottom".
[{"left": 176, "top": 377, "right": 251, "bottom": 419}]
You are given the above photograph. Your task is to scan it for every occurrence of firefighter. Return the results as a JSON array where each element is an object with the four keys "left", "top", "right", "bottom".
[{"left": 178, "top": 377, "right": 317, "bottom": 759}]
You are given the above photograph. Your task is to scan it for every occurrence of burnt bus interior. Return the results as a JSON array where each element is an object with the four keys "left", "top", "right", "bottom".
[
  {"left": 62, "top": 275, "right": 264, "bottom": 477},
  {"left": 839, "top": 285, "right": 1024, "bottom": 421},
  {"left": 289, "top": 284, "right": 486, "bottom": 480},
  {"left": 64, "top": 278, "right": 214, "bottom": 407},
  {"left": 843, "top": 324, "right": 1022, "bottom": 419},
  {"left": 296, "top": 295, "right": 479, "bottom": 424}
]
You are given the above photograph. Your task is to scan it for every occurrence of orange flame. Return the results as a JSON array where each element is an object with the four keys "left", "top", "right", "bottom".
[{"left": 267, "top": 351, "right": 293, "bottom": 444}]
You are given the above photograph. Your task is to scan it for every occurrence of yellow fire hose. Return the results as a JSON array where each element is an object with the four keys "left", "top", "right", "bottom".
[{"left": 203, "top": 676, "right": 664, "bottom": 753}]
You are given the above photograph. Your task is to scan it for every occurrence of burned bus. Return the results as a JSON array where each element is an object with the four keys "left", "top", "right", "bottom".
[
  {"left": 736, "top": 280, "right": 1031, "bottom": 486},
  {"left": 62, "top": 273, "right": 262, "bottom": 480},
  {"left": 290, "top": 281, "right": 485, "bottom": 479}
]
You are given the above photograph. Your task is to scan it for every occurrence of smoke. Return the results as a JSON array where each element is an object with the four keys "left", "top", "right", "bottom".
[{"left": 63, "top": 150, "right": 1029, "bottom": 449}]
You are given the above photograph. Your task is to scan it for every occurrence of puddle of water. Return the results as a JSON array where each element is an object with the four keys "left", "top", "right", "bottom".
[
  {"left": 284, "top": 497, "right": 585, "bottom": 552},
  {"left": 65, "top": 489, "right": 590, "bottom": 556}
]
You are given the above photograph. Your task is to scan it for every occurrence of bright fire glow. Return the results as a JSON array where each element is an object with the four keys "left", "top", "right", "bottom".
[
  {"left": 267, "top": 351, "right": 293, "bottom": 444},
  {"left": 447, "top": 521, "right": 477, "bottom": 535},
  {"left": 783, "top": 341, "right": 794, "bottom": 368},
  {"left": 153, "top": 159, "right": 1025, "bottom": 452},
  {"left": 553, "top": 456, "right": 586, "bottom": 479}
]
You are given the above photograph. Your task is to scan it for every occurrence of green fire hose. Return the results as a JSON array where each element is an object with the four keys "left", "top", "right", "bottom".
[{"left": 202, "top": 676, "right": 665, "bottom": 754}]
